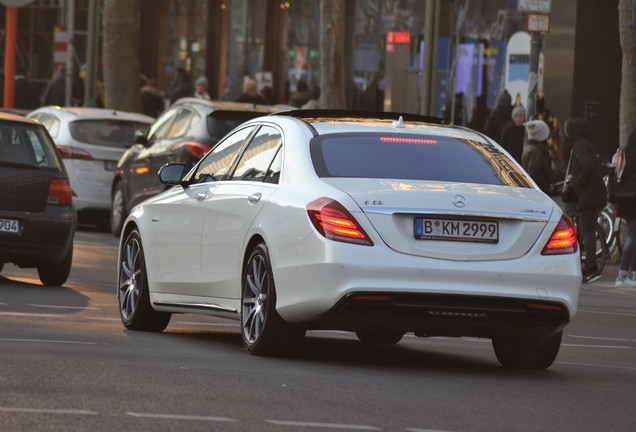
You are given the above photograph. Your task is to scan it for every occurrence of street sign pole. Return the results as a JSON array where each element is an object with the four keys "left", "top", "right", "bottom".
[
  {"left": 1, "top": 0, "right": 37, "bottom": 108},
  {"left": 527, "top": 32, "right": 541, "bottom": 120},
  {"left": 3, "top": 7, "right": 17, "bottom": 108}
]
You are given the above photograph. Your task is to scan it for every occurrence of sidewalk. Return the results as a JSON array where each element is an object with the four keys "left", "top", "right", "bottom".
[{"left": 581, "top": 263, "right": 636, "bottom": 296}]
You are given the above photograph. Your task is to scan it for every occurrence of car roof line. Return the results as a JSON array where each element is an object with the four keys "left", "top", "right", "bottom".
[{"left": 273, "top": 109, "right": 444, "bottom": 125}]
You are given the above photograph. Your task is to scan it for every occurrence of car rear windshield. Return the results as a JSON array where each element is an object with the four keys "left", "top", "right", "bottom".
[
  {"left": 69, "top": 120, "right": 150, "bottom": 148},
  {"left": 310, "top": 132, "right": 533, "bottom": 188},
  {"left": 206, "top": 111, "right": 265, "bottom": 143},
  {"left": 0, "top": 122, "right": 62, "bottom": 170}
]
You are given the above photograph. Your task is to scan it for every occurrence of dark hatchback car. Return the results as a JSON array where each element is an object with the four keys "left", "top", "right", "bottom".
[
  {"left": 110, "top": 98, "right": 283, "bottom": 236},
  {"left": 0, "top": 113, "right": 76, "bottom": 286}
]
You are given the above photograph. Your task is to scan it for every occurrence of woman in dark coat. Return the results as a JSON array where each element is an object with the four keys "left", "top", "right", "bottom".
[{"left": 563, "top": 117, "right": 607, "bottom": 282}]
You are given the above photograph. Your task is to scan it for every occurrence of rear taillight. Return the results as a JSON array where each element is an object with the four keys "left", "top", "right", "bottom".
[
  {"left": 57, "top": 145, "right": 94, "bottom": 160},
  {"left": 541, "top": 214, "right": 578, "bottom": 255},
  {"left": 47, "top": 179, "right": 73, "bottom": 206},
  {"left": 307, "top": 197, "right": 374, "bottom": 246},
  {"left": 185, "top": 142, "right": 212, "bottom": 159}
]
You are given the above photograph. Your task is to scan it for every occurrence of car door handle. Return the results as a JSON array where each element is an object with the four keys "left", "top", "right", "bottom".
[{"left": 247, "top": 193, "right": 262, "bottom": 204}]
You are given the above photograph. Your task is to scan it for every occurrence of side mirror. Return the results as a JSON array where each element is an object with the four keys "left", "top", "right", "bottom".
[{"left": 158, "top": 163, "right": 186, "bottom": 185}]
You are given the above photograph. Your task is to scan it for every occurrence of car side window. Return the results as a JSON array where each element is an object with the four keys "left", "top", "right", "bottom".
[
  {"left": 190, "top": 126, "right": 255, "bottom": 183},
  {"left": 167, "top": 108, "right": 197, "bottom": 138},
  {"left": 263, "top": 148, "right": 282, "bottom": 184},
  {"left": 147, "top": 107, "right": 178, "bottom": 142},
  {"left": 231, "top": 126, "right": 282, "bottom": 182},
  {"left": 30, "top": 113, "right": 61, "bottom": 139}
]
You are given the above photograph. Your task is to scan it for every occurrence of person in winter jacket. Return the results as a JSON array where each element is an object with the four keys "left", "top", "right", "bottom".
[
  {"left": 140, "top": 75, "right": 165, "bottom": 118},
  {"left": 483, "top": 90, "right": 512, "bottom": 142},
  {"left": 42, "top": 65, "right": 67, "bottom": 106},
  {"left": 564, "top": 117, "right": 607, "bottom": 283},
  {"left": 522, "top": 120, "right": 553, "bottom": 194},
  {"left": 500, "top": 105, "right": 526, "bottom": 164},
  {"left": 613, "top": 128, "right": 636, "bottom": 287},
  {"left": 169, "top": 67, "right": 195, "bottom": 104}
]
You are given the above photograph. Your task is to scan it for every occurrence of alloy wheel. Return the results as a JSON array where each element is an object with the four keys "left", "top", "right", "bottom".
[
  {"left": 242, "top": 253, "right": 269, "bottom": 345},
  {"left": 119, "top": 236, "right": 142, "bottom": 322}
]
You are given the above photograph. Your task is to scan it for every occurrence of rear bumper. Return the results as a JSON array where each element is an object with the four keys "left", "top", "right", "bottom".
[
  {"left": 270, "top": 232, "right": 581, "bottom": 339},
  {"left": 0, "top": 209, "right": 75, "bottom": 267},
  {"left": 316, "top": 293, "right": 569, "bottom": 339}
]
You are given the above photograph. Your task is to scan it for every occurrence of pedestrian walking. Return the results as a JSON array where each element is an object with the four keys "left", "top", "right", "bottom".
[
  {"left": 169, "top": 67, "right": 194, "bottom": 104},
  {"left": 140, "top": 75, "right": 165, "bottom": 118},
  {"left": 522, "top": 119, "right": 554, "bottom": 195},
  {"left": 610, "top": 128, "right": 636, "bottom": 287},
  {"left": 193, "top": 76, "right": 211, "bottom": 100},
  {"left": 236, "top": 77, "right": 268, "bottom": 105},
  {"left": 500, "top": 105, "right": 526, "bottom": 164},
  {"left": 41, "top": 65, "right": 67, "bottom": 106},
  {"left": 14, "top": 69, "right": 40, "bottom": 110},
  {"left": 563, "top": 117, "right": 607, "bottom": 283},
  {"left": 483, "top": 89, "right": 512, "bottom": 142}
]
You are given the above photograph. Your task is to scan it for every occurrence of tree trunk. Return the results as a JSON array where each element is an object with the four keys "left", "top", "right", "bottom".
[
  {"left": 103, "top": 0, "right": 142, "bottom": 112},
  {"left": 619, "top": 0, "right": 636, "bottom": 147},
  {"left": 320, "top": 0, "right": 346, "bottom": 109}
]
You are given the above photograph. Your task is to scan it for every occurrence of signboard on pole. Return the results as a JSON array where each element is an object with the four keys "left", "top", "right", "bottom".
[
  {"left": 527, "top": 13, "right": 551, "bottom": 33},
  {"left": 518, "top": 0, "right": 551, "bottom": 13}
]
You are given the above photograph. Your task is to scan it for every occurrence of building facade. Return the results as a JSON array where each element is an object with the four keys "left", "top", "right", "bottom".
[{"left": 0, "top": 0, "right": 622, "bottom": 158}]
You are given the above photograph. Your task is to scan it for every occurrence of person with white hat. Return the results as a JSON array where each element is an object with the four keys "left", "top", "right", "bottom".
[
  {"left": 194, "top": 76, "right": 211, "bottom": 100},
  {"left": 522, "top": 119, "right": 553, "bottom": 195},
  {"left": 500, "top": 105, "right": 526, "bottom": 164}
]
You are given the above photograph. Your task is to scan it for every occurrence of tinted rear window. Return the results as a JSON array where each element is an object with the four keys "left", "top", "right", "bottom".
[
  {"left": 69, "top": 120, "right": 150, "bottom": 148},
  {"left": 0, "top": 123, "right": 62, "bottom": 170},
  {"left": 311, "top": 132, "right": 532, "bottom": 187},
  {"left": 206, "top": 111, "right": 264, "bottom": 143}
]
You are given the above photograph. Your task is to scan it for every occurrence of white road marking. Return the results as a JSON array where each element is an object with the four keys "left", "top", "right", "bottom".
[
  {"left": 577, "top": 308, "right": 636, "bottom": 318},
  {"left": 568, "top": 334, "right": 629, "bottom": 342},
  {"left": 29, "top": 304, "right": 98, "bottom": 310},
  {"left": 266, "top": 420, "right": 380, "bottom": 430},
  {"left": 561, "top": 343, "right": 632, "bottom": 349},
  {"left": 0, "top": 407, "right": 97, "bottom": 415},
  {"left": 127, "top": 412, "right": 236, "bottom": 422},
  {"left": 407, "top": 429, "right": 457, "bottom": 432},
  {"left": 0, "top": 312, "right": 63, "bottom": 318},
  {"left": 0, "top": 338, "right": 97, "bottom": 345},
  {"left": 557, "top": 361, "right": 636, "bottom": 371}
]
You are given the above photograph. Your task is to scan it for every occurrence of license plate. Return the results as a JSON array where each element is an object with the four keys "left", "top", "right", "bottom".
[
  {"left": 0, "top": 218, "right": 20, "bottom": 234},
  {"left": 415, "top": 217, "right": 498, "bottom": 243}
]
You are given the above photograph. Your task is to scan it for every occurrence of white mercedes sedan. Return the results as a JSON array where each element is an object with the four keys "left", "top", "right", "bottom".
[{"left": 117, "top": 110, "right": 581, "bottom": 369}]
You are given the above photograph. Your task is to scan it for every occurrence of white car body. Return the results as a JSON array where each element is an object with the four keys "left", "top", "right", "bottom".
[
  {"left": 28, "top": 107, "right": 154, "bottom": 214},
  {"left": 118, "top": 111, "right": 581, "bottom": 369}
]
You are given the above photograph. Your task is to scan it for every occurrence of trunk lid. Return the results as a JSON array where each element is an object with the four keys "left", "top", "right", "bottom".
[{"left": 324, "top": 178, "right": 556, "bottom": 261}]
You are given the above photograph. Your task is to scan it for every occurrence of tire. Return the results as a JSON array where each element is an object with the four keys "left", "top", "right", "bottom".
[
  {"left": 118, "top": 228, "right": 171, "bottom": 332},
  {"left": 38, "top": 247, "right": 73, "bottom": 286},
  {"left": 356, "top": 328, "right": 404, "bottom": 344},
  {"left": 492, "top": 330, "right": 563, "bottom": 370},
  {"left": 111, "top": 181, "right": 127, "bottom": 237},
  {"left": 241, "top": 243, "right": 305, "bottom": 356}
]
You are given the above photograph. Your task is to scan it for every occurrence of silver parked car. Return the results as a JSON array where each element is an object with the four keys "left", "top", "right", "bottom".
[{"left": 28, "top": 107, "right": 153, "bottom": 231}]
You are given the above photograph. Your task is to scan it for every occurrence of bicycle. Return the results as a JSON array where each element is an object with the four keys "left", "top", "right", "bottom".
[
  {"left": 553, "top": 180, "right": 607, "bottom": 274},
  {"left": 571, "top": 209, "right": 608, "bottom": 275}
]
